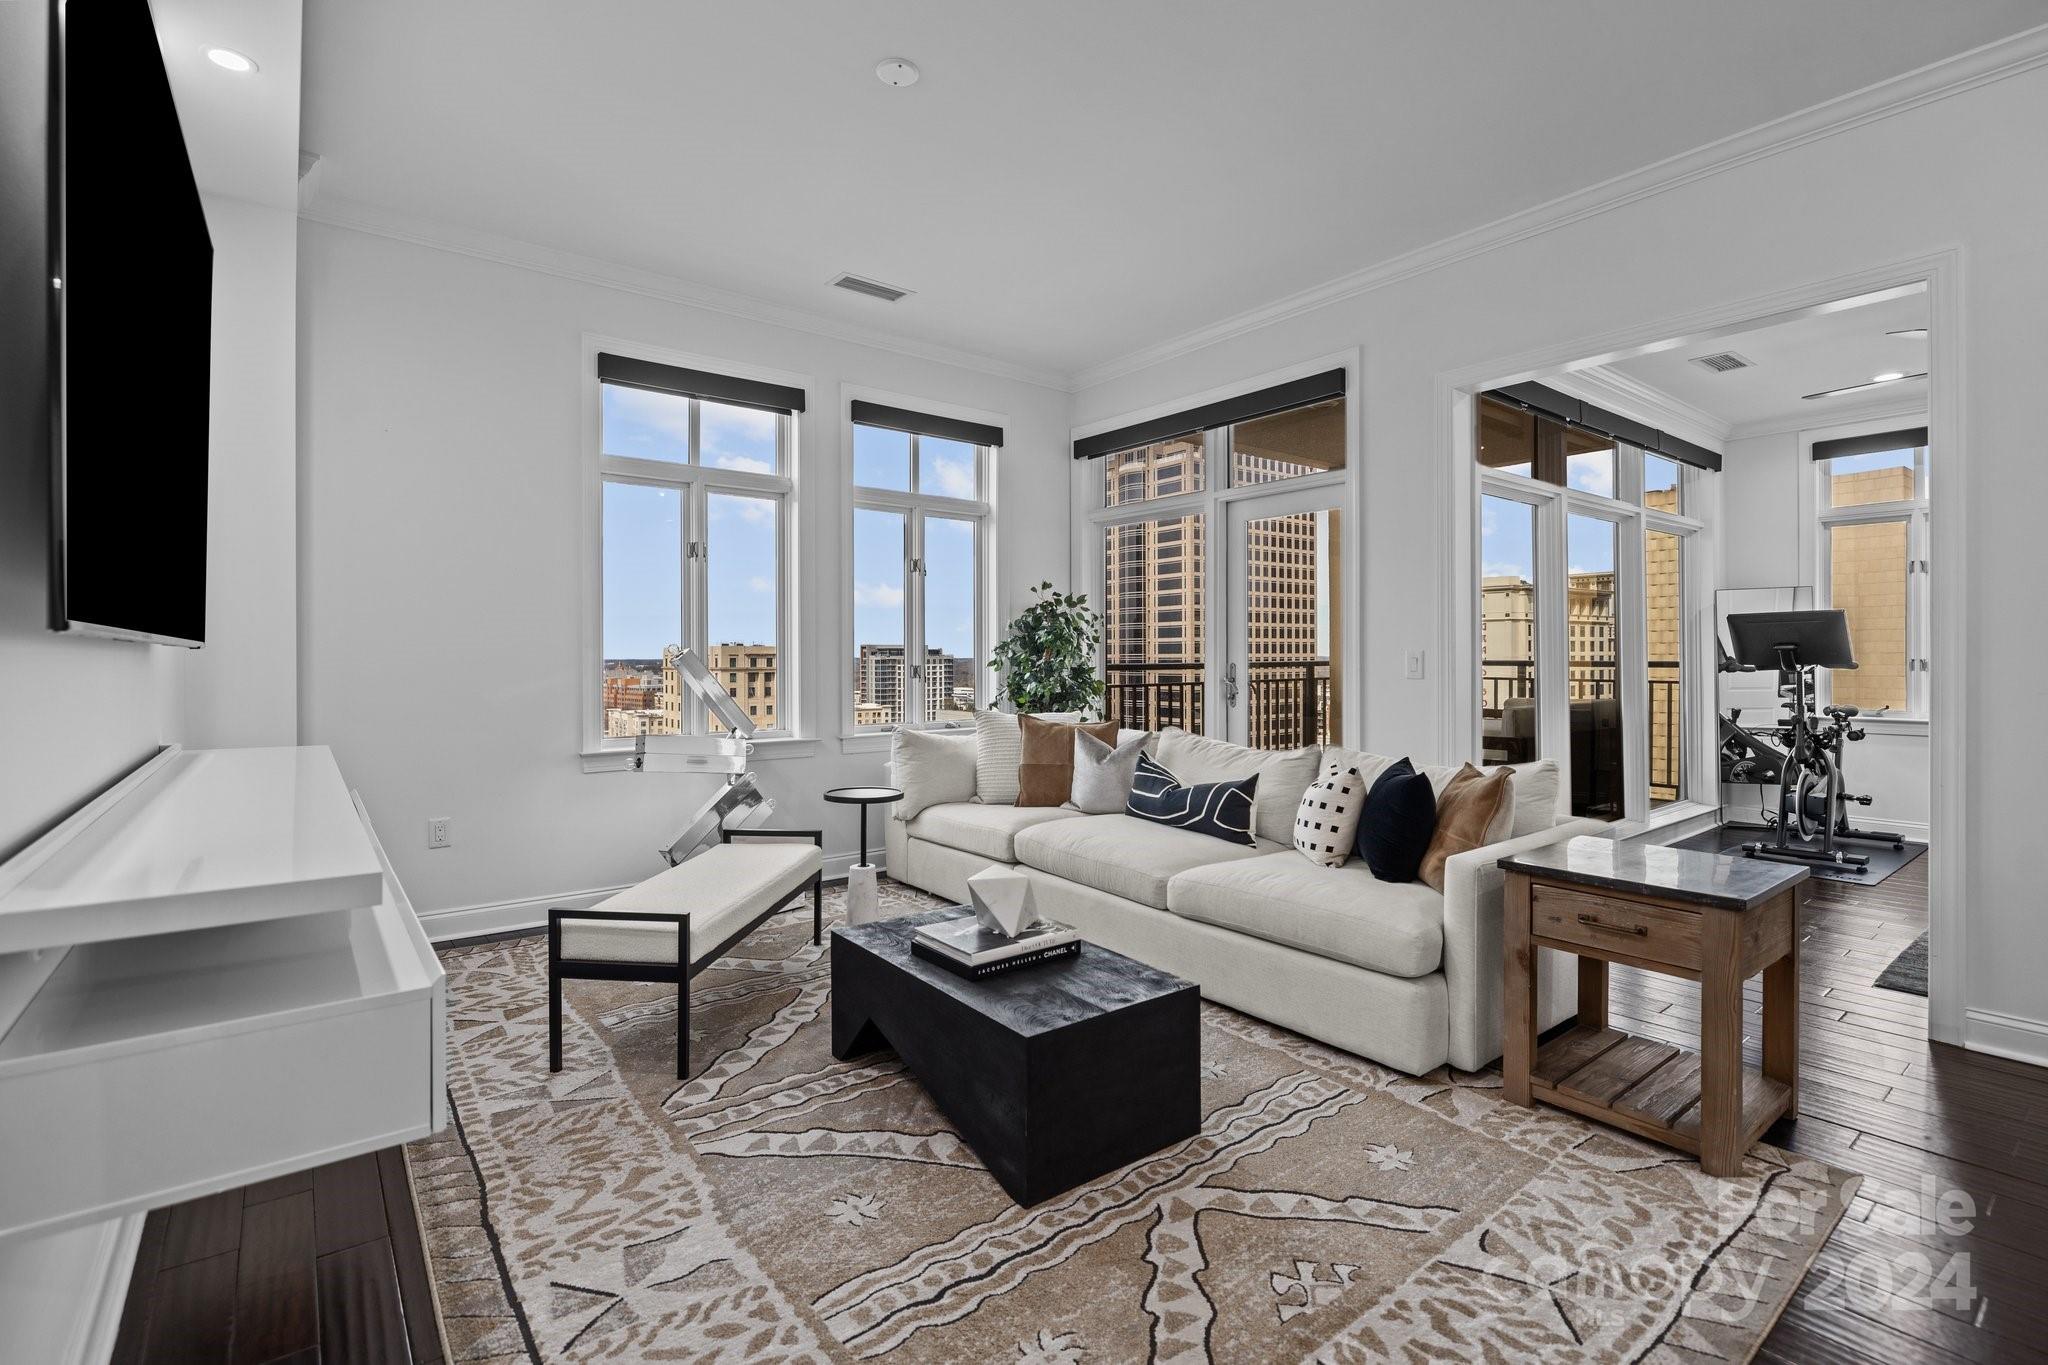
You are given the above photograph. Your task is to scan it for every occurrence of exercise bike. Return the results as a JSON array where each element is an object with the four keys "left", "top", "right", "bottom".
[{"left": 1723, "top": 610, "right": 1906, "bottom": 872}]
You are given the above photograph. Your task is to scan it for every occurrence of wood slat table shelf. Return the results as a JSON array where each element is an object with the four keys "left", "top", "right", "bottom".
[{"left": 1500, "top": 836, "right": 1808, "bottom": 1176}]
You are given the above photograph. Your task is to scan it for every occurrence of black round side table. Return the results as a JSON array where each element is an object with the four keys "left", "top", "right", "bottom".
[{"left": 825, "top": 786, "right": 902, "bottom": 924}]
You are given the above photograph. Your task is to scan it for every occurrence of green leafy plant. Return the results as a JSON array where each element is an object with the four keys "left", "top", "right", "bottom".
[{"left": 989, "top": 582, "right": 1104, "bottom": 715}]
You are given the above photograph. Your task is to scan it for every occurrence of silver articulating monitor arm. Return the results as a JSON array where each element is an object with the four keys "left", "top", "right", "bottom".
[{"left": 628, "top": 648, "right": 777, "bottom": 866}]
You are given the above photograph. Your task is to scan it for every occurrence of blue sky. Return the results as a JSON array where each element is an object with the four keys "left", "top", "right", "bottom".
[
  {"left": 601, "top": 387, "right": 782, "bottom": 659},
  {"left": 1481, "top": 495, "right": 1617, "bottom": 581},
  {"left": 602, "top": 403, "right": 984, "bottom": 664}
]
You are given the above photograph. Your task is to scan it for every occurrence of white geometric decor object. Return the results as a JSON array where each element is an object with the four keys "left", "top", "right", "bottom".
[{"left": 967, "top": 865, "right": 1038, "bottom": 938}]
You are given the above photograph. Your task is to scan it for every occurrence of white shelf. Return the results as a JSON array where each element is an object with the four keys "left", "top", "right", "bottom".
[
  {"left": 0, "top": 747, "right": 386, "bottom": 956},
  {"left": 0, "top": 791, "right": 445, "bottom": 1242}
]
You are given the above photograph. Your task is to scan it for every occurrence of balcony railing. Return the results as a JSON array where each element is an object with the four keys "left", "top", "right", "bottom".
[
  {"left": 1104, "top": 659, "right": 1334, "bottom": 748},
  {"left": 1481, "top": 659, "right": 1684, "bottom": 803}
]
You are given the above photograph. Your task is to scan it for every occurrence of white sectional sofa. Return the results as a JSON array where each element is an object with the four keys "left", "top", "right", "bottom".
[{"left": 885, "top": 727, "right": 1600, "bottom": 1076}]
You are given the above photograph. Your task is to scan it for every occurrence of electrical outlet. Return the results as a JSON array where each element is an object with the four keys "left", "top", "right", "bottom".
[
  {"left": 1404, "top": 650, "right": 1426, "bottom": 680},
  {"left": 427, "top": 816, "right": 452, "bottom": 849}
]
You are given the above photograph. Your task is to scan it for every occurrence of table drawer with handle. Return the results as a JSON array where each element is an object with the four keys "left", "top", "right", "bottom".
[{"left": 1531, "top": 884, "right": 1701, "bottom": 970}]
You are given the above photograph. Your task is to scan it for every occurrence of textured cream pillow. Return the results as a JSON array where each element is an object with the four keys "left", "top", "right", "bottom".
[{"left": 1505, "top": 758, "right": 1562, "bottom": 837}]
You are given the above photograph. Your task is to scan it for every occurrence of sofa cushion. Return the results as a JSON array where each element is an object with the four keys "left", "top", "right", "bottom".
[
  {"left": 1166, "top": 853, "right": 1444, "bottom": 978},
  {"left": 1013, "top": 813, "right": 1272, "bottom": 909},
  {"left": 908, "top": 803, "right": 1084, "bottom": 863},
  {"left": 1156, "top": 728, "right": 1320, "bottom": 844},
  {"left": 890, "top": 726, "right": 977, "bottom": 820},
  {"left": 972, "top": 710, "right": 1081, "bottom": 805},
  {"left": 1329, "top": 745, "right": 1558, "bottom": 838}
]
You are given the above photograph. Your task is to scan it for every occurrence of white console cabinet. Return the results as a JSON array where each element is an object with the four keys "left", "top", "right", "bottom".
[{"left": 0, "top": 746, "right": 445, "bottom": 1244}]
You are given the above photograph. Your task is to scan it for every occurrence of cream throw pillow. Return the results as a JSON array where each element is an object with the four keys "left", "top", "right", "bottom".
[
  {"left": 890, "top": 727, "right": 977, "bottom": 820},
  {"left": 1292, "top": 760, "right": 1365, "bottom": 867}
]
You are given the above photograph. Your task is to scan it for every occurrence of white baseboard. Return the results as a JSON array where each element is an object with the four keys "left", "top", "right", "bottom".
[
  {"left": 1964, "top": 1008, "right": 2048, "bottom": 1069},
  {"left": 417, "top": 851, "right": 870, "bottom": 944}
]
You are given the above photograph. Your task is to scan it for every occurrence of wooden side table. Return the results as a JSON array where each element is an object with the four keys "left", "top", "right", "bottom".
[{"left": 1498, "top": 837, "right": 1807, "bottom": 1177}]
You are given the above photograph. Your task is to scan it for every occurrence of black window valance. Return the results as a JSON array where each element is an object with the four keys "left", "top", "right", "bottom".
[
  {"left": 1487, "top": 380, "right": 1721, "bottom": 472},
  {"left": 1073, "top": 368, "right": 1346, "bottom": 461},
  {"left": 1812, "top": 426, "right": 1928, "bottom": 462},
  {"left": 598, "top": 352, "right": 806, "bottom": 414},
  {"left": 850, "top": 400, "right": 1002, "bottom": 448}
]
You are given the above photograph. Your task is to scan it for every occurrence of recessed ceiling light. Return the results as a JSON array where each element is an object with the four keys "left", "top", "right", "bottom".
[
  {"left": 1887, "top": 328, "right": 1929, "bottom": 340},
  {"left": 205, "top": 47, "right": 258, "bottom": 74},
  {"left": 1801, "top": 371, "right": 1927, "bottom": 401},
  {"left": 875, "top": 57, "right": 919, "bottom": 88}
]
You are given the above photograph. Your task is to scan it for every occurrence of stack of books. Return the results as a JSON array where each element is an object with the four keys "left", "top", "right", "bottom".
[{"left": 911, "top": 913, "right": 1081, "bottom": 981}]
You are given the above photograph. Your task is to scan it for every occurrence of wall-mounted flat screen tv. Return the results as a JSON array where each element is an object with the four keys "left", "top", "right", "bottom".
[{"left": 50, "top": 0, "right": 214, "bottom": 647}]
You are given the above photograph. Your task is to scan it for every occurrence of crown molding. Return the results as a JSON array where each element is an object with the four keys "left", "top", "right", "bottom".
[
  {"left": 1544, "top": 366, "right": 1731, "bottom": 451},
  {"left": 1069, "top": 23, "right": 2048, "bottom": 392},
  {"left": 297, "top": 197, "right": 1071, "bottom": 392},
  {"left": 1724, "top": 394, "right": 1929, "bottom": 443}
]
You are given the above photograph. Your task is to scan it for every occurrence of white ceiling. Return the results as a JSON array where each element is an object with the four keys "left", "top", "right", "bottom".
[
  {"left": 154, "top": 0, "right": 303, "bottom": 210},
  {"left": 1606, "top": 290, "right": 1930, "bottom": 432},
  {"left": 300, "top": 1, "right": 2046, "bottom": 380}
]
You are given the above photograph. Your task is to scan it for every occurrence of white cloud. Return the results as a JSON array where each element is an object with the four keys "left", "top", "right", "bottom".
[
  {"left": 924, "top": 458, "right": 977, "bottom": 500},
  {"left": 855, "top": 582, "right": 903, "bottom": 609},
  {"left": 1482, "top": 561, "right": 1527, "bottom": 579},
  {"left": 1570, "top": 461, "right": 1616, "bottom": 498},
  {"left": 706, "top": 453, "right": 775, "bottom": 475},
  {"left": 746, "top": 575, "right": 773, "bottom": 595}
]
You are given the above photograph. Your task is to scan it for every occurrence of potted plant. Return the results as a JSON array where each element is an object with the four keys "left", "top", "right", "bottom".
[{"left": 989, "top": 582, "right": 1104, "bottom": 716}]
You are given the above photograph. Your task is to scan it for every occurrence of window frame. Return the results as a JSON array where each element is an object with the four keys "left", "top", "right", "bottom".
[
  {"left": 1812, "top": 438, "right": 1930, "bottom": 721},
  {"left": 843, "top": 390, "right": 999, "bottom": 736},
  {"left": 1475, "top": 442, "right": 1709, "bottom": 823},
  {"left": 581, "top": 338, "right": 804, "bottom": 758},
  {"left": 1081, "top": 355, "right": 1360, "bottom": 748}
]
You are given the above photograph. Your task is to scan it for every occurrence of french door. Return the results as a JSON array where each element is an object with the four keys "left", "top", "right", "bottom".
[{"left": 1222, "top": 485, "right": 1343, "bottom": 749}]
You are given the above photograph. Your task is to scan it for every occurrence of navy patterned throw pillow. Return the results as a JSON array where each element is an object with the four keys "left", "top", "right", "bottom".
[{"left": 1125, "top": 752, "right": 1258, "bottom": 846}]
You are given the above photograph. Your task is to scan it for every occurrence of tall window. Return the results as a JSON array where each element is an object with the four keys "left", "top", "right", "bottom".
[
  {"left": 1816, "top": 438, "right": 1928, "bottom": 717},
  {"left": 848, "top": 404, "right": 995, "bottom": 729},
  {"left": 1474, "top": 392, "right": 1707, "bottom": 820},
  {"left": 1087, "top": 377, "right": 1347, "bottom": 749},
  {"left": 595, "top": 354, "right": 797, "bottom": 745}
]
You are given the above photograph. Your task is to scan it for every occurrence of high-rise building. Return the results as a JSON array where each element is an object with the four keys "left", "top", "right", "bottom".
[
  {"left": 704, "top": 642, "right": 779, "bottom": 731},
  {"left": 853, "top": 644, "right": 958, "bottom": 725}
]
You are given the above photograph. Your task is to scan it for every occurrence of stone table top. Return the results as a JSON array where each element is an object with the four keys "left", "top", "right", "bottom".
[{"left": 1499, "top": 835, "right": 1808, "bottom": 911}]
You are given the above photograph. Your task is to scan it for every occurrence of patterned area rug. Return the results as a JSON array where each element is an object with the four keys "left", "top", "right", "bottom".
[{"left": 407, "top": 879, "right": 1857, "bottom": 1363}]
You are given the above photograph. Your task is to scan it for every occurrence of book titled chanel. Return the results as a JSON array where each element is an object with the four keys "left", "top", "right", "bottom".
[{"left": 912, "top": 914, "right": 1081, "bottom": 979}]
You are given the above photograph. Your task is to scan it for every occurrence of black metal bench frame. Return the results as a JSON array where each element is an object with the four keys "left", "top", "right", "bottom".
[{"left": 548, "top": 828, "right": 824, "bottom": 1079}]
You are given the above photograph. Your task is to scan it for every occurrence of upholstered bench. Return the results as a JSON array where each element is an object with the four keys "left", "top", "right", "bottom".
[{"left": 548, "top": 828, "right": 824, "bottom": 1078}]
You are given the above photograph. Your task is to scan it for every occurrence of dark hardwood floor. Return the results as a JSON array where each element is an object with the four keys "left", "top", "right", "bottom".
[
  {"left": 117, "top": 850, "right": 2048, "bottom": 1363},
  {"left": 113, "top": 1148, "right": 441, "bottom": 1364}
]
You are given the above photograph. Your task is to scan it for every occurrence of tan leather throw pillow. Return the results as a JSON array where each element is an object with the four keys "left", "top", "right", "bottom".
[
  {"left": 1418, "top": 764, "right": 1516, "bottom": 892},
  {"left": 1016, "top": 716, "right": 1117, "bottom": 807}
]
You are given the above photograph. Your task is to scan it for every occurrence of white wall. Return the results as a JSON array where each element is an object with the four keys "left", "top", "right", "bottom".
[
  {"left": 178, "top": 193, "right": 301, "bottom": 749},
  {"left": 1068, "top": 64, "right": 2048, "bottom": 1049},
  {"left": 296, "top": 222, "right": 1071, "bottom": 920},
  {"left": 1717, "top": 426, "right": 1928, "bottom": 830}
]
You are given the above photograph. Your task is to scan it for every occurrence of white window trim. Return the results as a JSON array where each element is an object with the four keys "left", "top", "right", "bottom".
[
  {"left": 841, "top": 384, "right": 1001, "bottom": 738},
  {"left": 1475, "top": 444, "right": 1711, "bottom": 822},
  {"left": 1802, "top": 416, "right": 1931, "bottom": 725},
  {"left": 1076, "top": 350, "right": 1363, "bottom": 745},
  {"left": 579, "top": 334, "right": 808, "bottom": 758}
]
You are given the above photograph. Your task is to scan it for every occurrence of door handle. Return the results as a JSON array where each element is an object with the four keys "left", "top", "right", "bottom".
[
  {"left": 1576, "top": 913, "right": 1647, "bottom": 937},
  {"left": 1223, "top": 661, "right": 1239, "bottom": 707}
]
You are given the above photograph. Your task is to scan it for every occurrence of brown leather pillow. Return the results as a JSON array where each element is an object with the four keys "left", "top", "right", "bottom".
[
  {"left": 1016, "top": 716, "right": 1118, "bottom": 807},
  {"left": 1418, "top": 764, "right": 1516, "bottom": 892}
]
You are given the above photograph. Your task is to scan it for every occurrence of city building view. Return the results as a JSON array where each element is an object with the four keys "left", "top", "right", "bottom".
[
  {"left": 602, "top": 642, "right": 779, "bottom": 737},
  {"left": 852, "top": 644, "right": 977, "bottom": 726},
  {"left": 1101, "top": 400, "right": 1343, "bottom": 749}
]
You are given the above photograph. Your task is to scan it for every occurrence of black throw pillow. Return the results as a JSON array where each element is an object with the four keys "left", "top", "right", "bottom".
[
  {"left": 1355, "top": 758, "right": 1438, "bottom": 883},
  {"left": 1126, "top": 752, "right": 1258, "bottom": 846}
]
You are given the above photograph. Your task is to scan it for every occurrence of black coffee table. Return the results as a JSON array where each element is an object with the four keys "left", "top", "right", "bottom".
[{"left": 831, "top": 908, "right": 1199, "bottom": 1206}]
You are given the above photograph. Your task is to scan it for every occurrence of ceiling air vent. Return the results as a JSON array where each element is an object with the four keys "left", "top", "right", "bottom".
[
  {"left": 1688, "top": 351, "right": 1754, "bottom": 374},
  {"left": 830, "top": 273, "right": 913, "bottom": 303}
]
